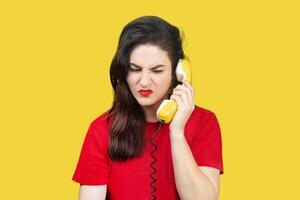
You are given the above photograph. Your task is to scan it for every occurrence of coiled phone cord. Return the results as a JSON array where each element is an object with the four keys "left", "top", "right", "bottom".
[{"left": 149, "top": 120, "right": 165, "bottom": 200}]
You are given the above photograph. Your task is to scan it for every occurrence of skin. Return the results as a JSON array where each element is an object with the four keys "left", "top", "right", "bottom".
[
  {"left": 126, "top": 43, "right": 173, "bottom": 122},
  {"left": 126, "top": 43, "right": 221, "bottom": 200},
  {"left": 126, "top": 43, "right": 194, "bottom": 131},
  {"left": 78, "top": 43, "right": 221, "bottom": 200}
]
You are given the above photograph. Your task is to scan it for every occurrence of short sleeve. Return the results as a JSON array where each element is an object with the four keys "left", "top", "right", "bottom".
[
  {"left": 190, "top": 113, "right": 224, "bottom": 174},
  {"left": 72, "top": 121, "right": 111, "bottom": 185}
]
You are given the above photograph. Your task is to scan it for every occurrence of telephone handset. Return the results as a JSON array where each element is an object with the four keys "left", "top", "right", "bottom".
[{"left": 156, "top": 59, "right": 192, "bottom": 123}]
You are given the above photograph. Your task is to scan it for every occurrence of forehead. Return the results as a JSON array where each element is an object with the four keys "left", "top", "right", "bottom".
[{"left": 129, "top": 44, "right": 171, "bottom": 67}]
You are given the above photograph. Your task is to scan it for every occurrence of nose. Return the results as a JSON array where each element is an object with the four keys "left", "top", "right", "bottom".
[{"left": 139, "top": 71, "right": 152, "bottom": 87}]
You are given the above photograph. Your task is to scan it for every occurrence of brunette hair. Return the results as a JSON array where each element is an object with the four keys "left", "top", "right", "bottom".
[{"left": 106, "top": 15, "right": 187, "bottom": 161}]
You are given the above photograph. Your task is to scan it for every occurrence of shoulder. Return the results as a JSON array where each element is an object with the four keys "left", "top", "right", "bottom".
[
  {"left": 185, "top": 105, "right": 221, "bottom": 143},
  {"left": 87, "top": 111, "right": 112, "bottom": 138},
  {"left": 188, "top": 105, "right": 218, "bottom": 124},
  {"left": 90, "top": 110, "right": 112, "bottom": 126}
]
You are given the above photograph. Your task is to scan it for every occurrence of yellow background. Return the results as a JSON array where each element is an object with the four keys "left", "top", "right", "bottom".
[{"left": 1, "top": 0, "right": 299, "bottom": 199}]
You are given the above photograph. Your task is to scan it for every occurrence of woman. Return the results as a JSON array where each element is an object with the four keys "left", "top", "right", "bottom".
[{"left": 72, "top": 15, "right": 224, "bottom": 200}]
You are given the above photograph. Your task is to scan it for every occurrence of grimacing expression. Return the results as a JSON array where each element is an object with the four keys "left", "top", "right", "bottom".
[{"left": 126, "top": 44, "right": 173, "bottom": 108}]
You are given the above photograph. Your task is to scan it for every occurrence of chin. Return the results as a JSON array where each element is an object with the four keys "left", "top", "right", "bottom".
[
  {"left": 139, "top": 98, "right": 165, "bottom": 109},
  {"left": 134, "top": 92, "right": 167, "bottom": 106},
  {"left": 137, "top": 100, "right": 156, "bottom": 107}
]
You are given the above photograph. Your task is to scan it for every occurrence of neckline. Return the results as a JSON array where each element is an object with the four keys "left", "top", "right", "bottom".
[{"left": 145, "top": 120, "right": 161, "bottom": 128}]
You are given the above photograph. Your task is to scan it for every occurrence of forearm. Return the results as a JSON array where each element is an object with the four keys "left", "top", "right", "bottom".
[
  {"left": 79, "top": 185, "right": 107, "bottom": 200},
  {"left": 170, "top": 130, "right": 218, "bottom": 200}
]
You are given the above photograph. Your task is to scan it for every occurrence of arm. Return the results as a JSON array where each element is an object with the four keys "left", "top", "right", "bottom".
[
  {"left": 169, "top": 80, "right": 222, "bottom": 199},
  {"left": 170, "top": 132, "right": 220, "bottom": 200},
  {"left": 78, "top": 185, "right": 107, "bottom": 200}
]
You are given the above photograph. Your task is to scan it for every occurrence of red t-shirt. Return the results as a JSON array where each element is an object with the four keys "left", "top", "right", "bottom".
[{"left": 72, "top": 105, "right": 224, "bottom": 200}]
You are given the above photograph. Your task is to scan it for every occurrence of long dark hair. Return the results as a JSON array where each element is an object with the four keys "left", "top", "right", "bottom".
[{"left": 105, "top": 15, "right": 187, "bottom": 161}]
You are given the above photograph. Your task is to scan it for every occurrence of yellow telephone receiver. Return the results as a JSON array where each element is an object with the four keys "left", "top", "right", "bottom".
[{"left": 156, "top": 59, "right": 192, "bottom": 123}]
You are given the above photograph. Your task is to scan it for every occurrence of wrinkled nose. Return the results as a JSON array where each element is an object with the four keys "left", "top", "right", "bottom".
[{"left": 139, "top": 72, "right": 151, "bottom": 87}]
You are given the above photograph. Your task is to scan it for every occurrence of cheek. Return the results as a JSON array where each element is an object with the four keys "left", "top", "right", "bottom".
[
  {"left": 126, "top": 74, "right": 135, "bottom": 85},
  {"left": 155, "top": 76, "right": 172, "bottom": 91},
  {"left": 163, "top": 71, "right": 172, "bottom": 84},
  {"left": 126, "top": 74, "right": 139, "bottom": 92}
]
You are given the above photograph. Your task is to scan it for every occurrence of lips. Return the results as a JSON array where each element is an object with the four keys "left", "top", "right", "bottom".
[{"left": 139, "top": 89, "right": 153, "bottom": 96}]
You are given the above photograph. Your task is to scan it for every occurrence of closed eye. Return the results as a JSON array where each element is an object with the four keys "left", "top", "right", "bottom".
[
  {"left": 129, "top": 68, "right": 163, "bottom": 73},
  {"left": 129, "top": 68, "right": 140, "bottom": 72}
]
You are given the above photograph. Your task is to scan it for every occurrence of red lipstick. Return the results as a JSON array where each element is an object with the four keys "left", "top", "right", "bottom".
[{"left": 139, "top": 89, "right": 153, "bottom": 96}]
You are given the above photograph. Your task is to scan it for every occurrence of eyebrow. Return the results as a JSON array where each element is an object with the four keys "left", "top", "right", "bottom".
[{"left": 129, "top": 63, "right": 165, "bottom": 69}]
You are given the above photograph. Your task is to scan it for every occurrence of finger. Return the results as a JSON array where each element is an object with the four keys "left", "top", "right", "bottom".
[
  {"left": 183, "top": 82, "right": 195, "bottom": 105},
  {"left": 172, "top": 90, "right": 189, "bottom": 109},
  {"left": 176, "top": 84, "right": 193, "bottom": 106},
  {"left": 170, "top": 93, "right": 184, "bottom": 110},
  {"left": 182, "top": 80, "right": 194, "bottom": 97}
]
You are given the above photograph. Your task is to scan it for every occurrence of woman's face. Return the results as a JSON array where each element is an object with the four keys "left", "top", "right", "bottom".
[{"left": 126, "top": 44, "right": 173, "bottom": 110}]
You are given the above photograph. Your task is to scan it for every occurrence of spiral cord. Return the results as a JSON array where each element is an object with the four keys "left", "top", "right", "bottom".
[{"left": 149, "top": 121, "right": 164, "bottom": 200}]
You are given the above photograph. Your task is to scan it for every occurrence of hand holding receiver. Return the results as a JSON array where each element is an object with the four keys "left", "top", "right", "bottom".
[{"left": 156, "top": 59, "right": 194, "bottom": 126}]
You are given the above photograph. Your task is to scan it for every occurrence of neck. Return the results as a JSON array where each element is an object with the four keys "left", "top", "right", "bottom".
[
  {"left": 142, "top": 99, "right": 164, "bottom": 123},
  {"left": 142, "top": 105, "right": 159, "bottom": 122},
  {"left": 142, "top": 93, "right": 169, "bottom": 123}
]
